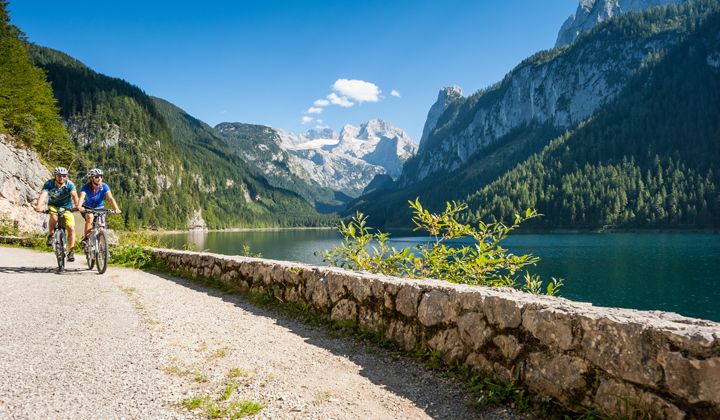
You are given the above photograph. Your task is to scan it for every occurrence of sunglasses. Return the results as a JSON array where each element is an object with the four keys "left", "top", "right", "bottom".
[
  {"left": 55, "top": 174, "right": 68, "bottom": 178},
  {"left": 93, "top": 175, "right": 103, "bottom": 179}
]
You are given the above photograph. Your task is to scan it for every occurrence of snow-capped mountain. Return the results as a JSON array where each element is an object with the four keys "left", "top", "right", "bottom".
[
  {"left": 216, "top": 119, "right": 417, "bottom": 199},
  {"left": 276, "top": 119, "right": 418, "bottom": 195}
]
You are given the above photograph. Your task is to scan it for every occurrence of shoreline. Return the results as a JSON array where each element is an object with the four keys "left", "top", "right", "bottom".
[{"left": 147, "top": 226, "right": 337, "bottom": 235}]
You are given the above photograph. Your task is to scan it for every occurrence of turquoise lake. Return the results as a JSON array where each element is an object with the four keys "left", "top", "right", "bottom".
[{"left": 158, "top": 230, "right": 720, "bottom": 322}]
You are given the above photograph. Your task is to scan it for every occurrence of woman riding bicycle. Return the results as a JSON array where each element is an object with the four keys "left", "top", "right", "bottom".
[
  {"left": 35, "top": 167, "right": 81, "bottom": 262},
  {"left": 78, "top": 168, "right": 121, "bottom": 249}
]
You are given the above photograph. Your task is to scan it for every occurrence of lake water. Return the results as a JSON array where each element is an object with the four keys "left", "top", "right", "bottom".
[{"left": 158, "top": 230, "right": 720, "bottom": 322}]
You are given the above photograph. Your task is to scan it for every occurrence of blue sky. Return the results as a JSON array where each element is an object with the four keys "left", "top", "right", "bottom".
[{"left": 10, "top": 0, "right": 577, "bottom": 141}]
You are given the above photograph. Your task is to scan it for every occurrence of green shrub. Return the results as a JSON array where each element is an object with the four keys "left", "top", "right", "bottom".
[
  {"left": 323, "top": 199, "right": 561, "bottom": 295},
  {"left": 0, "top": 216, "right": 19, "bottom": 236},
  {"left": 109, "top": 246, "right": 153, "bottom": 269}
]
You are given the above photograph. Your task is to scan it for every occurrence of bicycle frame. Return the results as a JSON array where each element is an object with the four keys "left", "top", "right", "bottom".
[{"left": 83, "top": 209, "right": 111, "bottom": 274}]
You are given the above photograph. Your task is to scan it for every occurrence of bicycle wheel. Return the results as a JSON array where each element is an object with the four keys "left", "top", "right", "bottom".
[
  {"left": 95, "top": 231, "right": 108, "bottom": 274},
  {"left": 55, "top": 229, "right": 66, "bottom": 271},
  {"left": 86, "top": 236, "right": 95, "bottom": 270}
]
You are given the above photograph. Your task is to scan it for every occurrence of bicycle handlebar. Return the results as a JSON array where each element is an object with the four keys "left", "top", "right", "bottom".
[{"left": 82, "top": 208, "right": 117, "bottom": 214}]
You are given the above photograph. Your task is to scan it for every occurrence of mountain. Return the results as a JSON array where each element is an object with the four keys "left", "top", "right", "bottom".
[
  {"left": 27, "top": 45, "right": 331, "bottom": 229},
  {"left": 467, "top": 7, "right": 720, "bottom": 228},
  {"left": 348, "top": 0, "right": 720, "bottom": 229},
  {"left": 213, "top": 122, "right": 349, "bottom": 212},
  {"left": 217, "top": 119, "right": 417, "bottom": 199},
  {"left": 556, "top": 0, "right": 686, "bottom": 47}
]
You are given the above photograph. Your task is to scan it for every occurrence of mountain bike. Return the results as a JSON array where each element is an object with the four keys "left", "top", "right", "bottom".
[
  {"left": 82, "top": 208, "right": 114, "bottom": 274},
  {"left": 39, "top": 207, "right": 75, "bottom": 272}
]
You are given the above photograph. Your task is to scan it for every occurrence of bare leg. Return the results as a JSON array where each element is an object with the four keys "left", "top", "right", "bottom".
[
  {"left": 68, "top": 225, "right": 75, "bottom": 249},
  {"left": 48, "top": 214, "right": 58, "bottom": 236},
  {"left": 84, "top": 213, "right": 94, "bottom": 239}
]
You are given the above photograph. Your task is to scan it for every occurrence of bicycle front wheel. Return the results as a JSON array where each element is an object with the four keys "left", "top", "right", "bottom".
[
  {"left": 55, "top": 229, "right": 66, "bottom": 271},
  {"left": 86, "top": 238, "right": 95, "bottom": 270},
  {"left": 95, "top": 231, "right": 108, "bottom": 274}
]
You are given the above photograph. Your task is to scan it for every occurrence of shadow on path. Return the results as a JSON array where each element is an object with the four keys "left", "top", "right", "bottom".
[
  {"left": 0, "top": 266, "right": 97, "bottom": 275},
  {"left": 148, "top": 271, "right": 518, "bottom": 419}
]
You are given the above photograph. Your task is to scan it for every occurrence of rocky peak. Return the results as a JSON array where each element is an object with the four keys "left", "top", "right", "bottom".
[
  {"left": 305, "top": 128, "right": 337, "bottom": 140},
  {"left": 555, "top": 0, "right": 685, "bottom": 47},
  {"left": 419, "top": 86, "right": 464, "bottom": 147}
]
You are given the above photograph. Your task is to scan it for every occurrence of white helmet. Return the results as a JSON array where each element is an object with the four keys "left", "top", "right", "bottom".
[
  {"left": 53, "top": 167, "right": 69, "bottom": 176},
  {"left": 88, "top": 168, "right": 104, "bottom": 178}
]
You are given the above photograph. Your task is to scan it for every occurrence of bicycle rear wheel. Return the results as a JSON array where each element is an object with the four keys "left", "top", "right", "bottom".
[
  {"left": 55, "top": 229, "right": 66, "bottom": 271},
  {"left": 95, "top": 231, "right": 108, "bottom": 274}
]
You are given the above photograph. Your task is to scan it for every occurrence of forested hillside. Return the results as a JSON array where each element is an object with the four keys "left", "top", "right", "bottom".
[
  {"left": 25, "top": 44, "right": 330, "bottom": 229},
  {"left": 349, "top": 0, "right": 720, "bottom": 229},
  {"left": 465, "top": 11, "right": 720, "bottom": 228},
  {"left": 0, "top": 0, "right": 73, "bottom": 165}
]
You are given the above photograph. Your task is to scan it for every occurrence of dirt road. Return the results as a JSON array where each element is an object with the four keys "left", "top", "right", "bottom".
[{"left": 0, "top": 247, "right": 523, "bottom": 419}]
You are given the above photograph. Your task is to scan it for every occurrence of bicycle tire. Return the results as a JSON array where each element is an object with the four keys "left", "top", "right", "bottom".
[
  {"left": 55, "top": 229, "right": 66, "bottom": 271},
  {"left": 96, "top": 231, "right": 108, "bottom": 274},
  {"left": 86, "top": 236, "right": 95, "bottom": 270}
]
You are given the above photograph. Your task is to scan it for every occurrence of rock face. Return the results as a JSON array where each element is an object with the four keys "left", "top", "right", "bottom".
[
  {"left": 401, "top": 3, "right": 694, "bottom": 186},
  {"left": 419, "top": 86, "right": 463, "bottom": 147},
  {"left": 149, "top": 247, "right": 720, "bottom": 418},
  {"left": 556, "top": 0, "right": 686, "bottom": 47},
  {"left": 0, "top": 134, "right": 50, "bottom": 234}
]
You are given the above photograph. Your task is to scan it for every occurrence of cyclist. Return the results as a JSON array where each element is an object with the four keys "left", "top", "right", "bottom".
[
  {"left": 78, "top": 168, "right": 121, "bottom": 248},
  {"left": 34, "top": 167, "right": 81, "bottom": 262}
]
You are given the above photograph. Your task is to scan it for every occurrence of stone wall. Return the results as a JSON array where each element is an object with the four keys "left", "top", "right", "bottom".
[{"left": 153, "top": 249, "right": 718, "bottom": 417}]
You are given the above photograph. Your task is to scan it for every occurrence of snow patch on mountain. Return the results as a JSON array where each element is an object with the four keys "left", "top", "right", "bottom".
[{"left": 276, "top": 119, "right": 417, "bottom": 196}]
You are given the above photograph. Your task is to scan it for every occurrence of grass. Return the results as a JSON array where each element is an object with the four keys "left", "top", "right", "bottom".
[
  {"left": 193, "top": 372, "right": 209, "bottom": 383},
  {"left": 208, "top": 347, "right": 229, "bottom": 362},
  {"left": 163, "top": 365, "right": 192, "bottom": 377},
  {"left": 182, "top": 368, "right": 264, "bottom": 419}
]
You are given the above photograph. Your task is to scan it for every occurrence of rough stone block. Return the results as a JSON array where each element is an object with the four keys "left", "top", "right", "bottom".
[
  {"left": 327, "top": 272, "right": 350, "bottom": 304},
  {"left": 331, "top": 299, "right": 357, "bottom": 322},
  {"left": 427, "top": 328, "right": 465, "bottom": 364},
  {"left": 457, "top": 312, "right": 493, "bottom": 351},
  {"left": 493, "top": 335, "right": 523, "bottom": 362},
  {"left": 387, "top": 320, "right": 417, "bottom": 351},
  {"left": 350, "top": 277, "right": 372, "bottom": 303},
  {"left": 418, "top": 290, "right": 456, "bottom": 327},
  {"left": 525, "top": 352, "right": 589, "bottom": 406},
  {"left": 522, "top": 308, "right": 575, "bottom": 351},
  {"left": 484, "top": 296, "right": 522, "bottom": 329},
  {"left": 659, "top": 351, "right": 720, "bottom": 405},
  {"left": 594, "top": 378, "right": 685, "bottom": 419},
  {"left": 396, "top": 285, "right": 422, "bottom": 318},
  {"left": 580, "top": 317, "right": 662, "bottom": 387}
]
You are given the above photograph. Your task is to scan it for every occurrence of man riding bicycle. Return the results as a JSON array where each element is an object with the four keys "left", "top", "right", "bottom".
[
  {"left": 35, "top": 167, "right": 81, "bottom": 262},
  {"left": 78, "top": 168, "right": 121, "bottom": 249}
]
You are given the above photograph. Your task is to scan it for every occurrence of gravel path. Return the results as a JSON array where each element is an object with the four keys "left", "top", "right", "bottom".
[{"left": 0, "top": 247, "right": 526, "bottom": 419}]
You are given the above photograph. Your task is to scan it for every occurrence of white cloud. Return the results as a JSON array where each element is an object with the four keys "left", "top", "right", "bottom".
[
  {"left": 327, "top": 92, "right": 354, "bottom": 108},
  {"left": 332, "top": 78, "right": 381, "bottom": 103},
  {"left": 307, "top": 107, "right": 323, "bottom": 114},
  {"left": 391, "top": 89, "right": 401, "bottom": 98},
  {"left": 316, "top": 119, "right": 324, "bottom": 124},
  {"left": 301, "top": 116, "right": 314, "bottom": 124},
  {"left": 313, "top": 99, "right": 330, "bottom": 107}
]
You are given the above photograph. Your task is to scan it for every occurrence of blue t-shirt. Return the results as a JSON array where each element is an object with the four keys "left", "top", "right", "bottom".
[
  {"left": 81, "top": 182, "right": 111, "bottom": 209},
  {"left": 42, "top": 179, "right": 76, "bottom": 208}
]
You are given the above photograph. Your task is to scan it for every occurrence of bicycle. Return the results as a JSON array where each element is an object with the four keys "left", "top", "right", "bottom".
[
  {"left": 82, "top": 208, "right": 114, "bottom": 274},
  {"left": 39, "top": 207, "right": 76, "bottom": 272}
]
